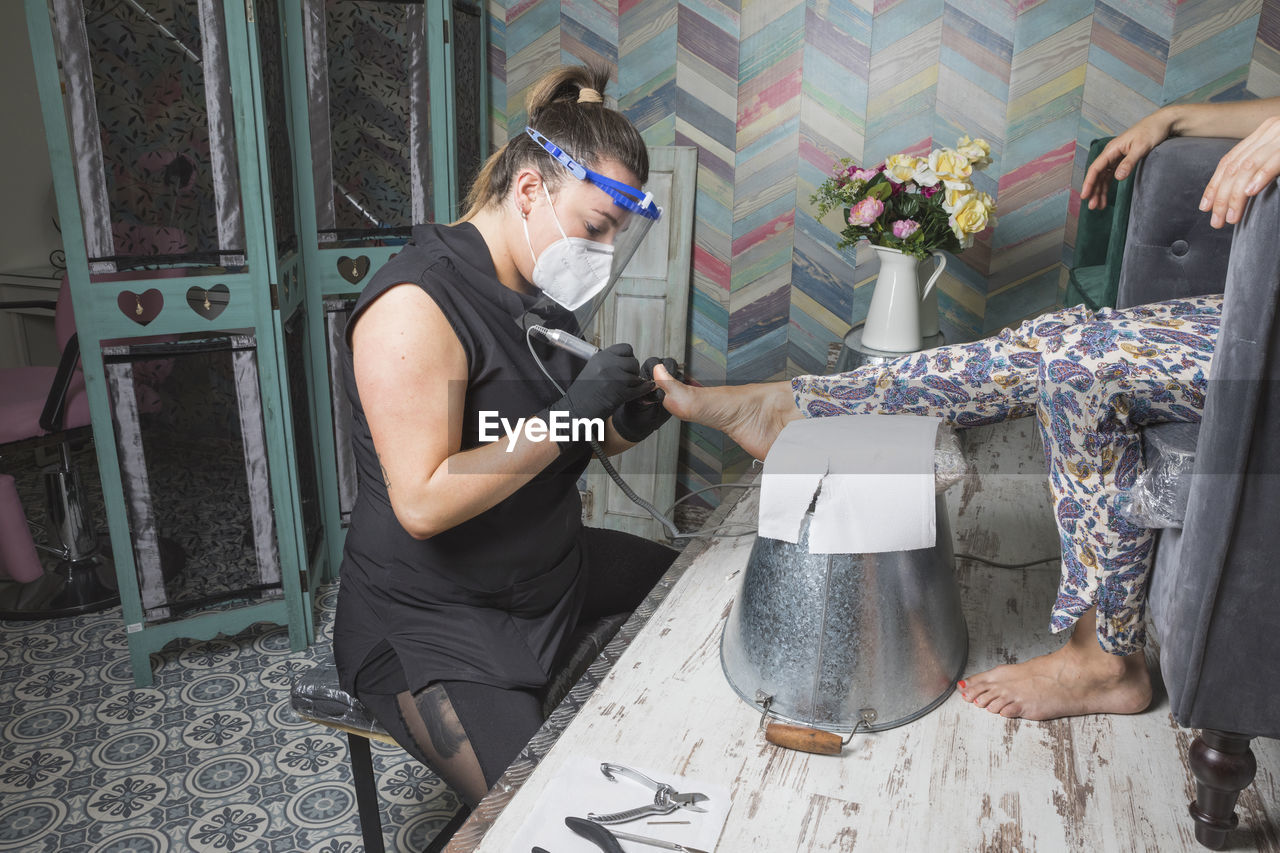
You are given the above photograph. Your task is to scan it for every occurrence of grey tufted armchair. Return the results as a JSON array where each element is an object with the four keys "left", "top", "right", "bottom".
[{"left": 1115, "top": 136, "right": 1280, "bottom": 849}]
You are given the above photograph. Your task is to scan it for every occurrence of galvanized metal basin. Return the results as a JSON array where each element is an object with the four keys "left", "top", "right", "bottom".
[{"left": 720, "top": 496, "right": 967, "bottom": 732}]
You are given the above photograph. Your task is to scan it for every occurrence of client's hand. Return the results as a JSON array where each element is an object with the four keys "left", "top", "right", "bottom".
[
  {"left": 651, "top": 364, "right": 802, "bottom": 461},
  {"left": 1081, "top": 109, "right": 1176, "bottom": 211},
  {"left": 1200, "top": 115, "right": 1280, "bottom": 228}
]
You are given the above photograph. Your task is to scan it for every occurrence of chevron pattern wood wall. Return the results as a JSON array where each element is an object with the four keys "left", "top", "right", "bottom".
[{"left": 485, "top": 0, "right": 1280, "bottom": 502}]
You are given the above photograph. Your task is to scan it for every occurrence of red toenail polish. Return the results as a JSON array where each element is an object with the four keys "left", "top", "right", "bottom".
[{"left": 958, "top": 679, "right": 967, "bottom": 688}]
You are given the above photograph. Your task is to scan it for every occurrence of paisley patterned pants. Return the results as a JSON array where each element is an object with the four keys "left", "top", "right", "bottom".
[{"left": 792, "top": 295, "right": 1223, "bottom": 655}]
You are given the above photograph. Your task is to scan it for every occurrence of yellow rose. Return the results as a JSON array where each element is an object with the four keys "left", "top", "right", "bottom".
[
  {"left": 956, "top": 135, "right": 992, "bottom": 167},
  {"left": 883, "top": 153, "right": 923, "bottom": 184},
  {"left": 942, "top": 182, "right": 974, "bottom": 212},
  {"left": 950, "top": 192, "right": 994, "bottom": 236},
  {"left": 928, "top": 148, "right": 973, "bottom": 182},
  {"left": 979, "top": 191, "right": 996, "bottom": 219},
  {"left": 911, "top": 161, "right": 940, "bottom": 187}
]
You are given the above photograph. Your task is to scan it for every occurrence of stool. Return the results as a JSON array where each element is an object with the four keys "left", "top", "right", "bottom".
[{"left": 291, "top": 613, "right": 628, "bottom": 852}]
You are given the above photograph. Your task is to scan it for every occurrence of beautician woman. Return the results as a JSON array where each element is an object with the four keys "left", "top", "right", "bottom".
[{"left": 334, "top": 64, "right": 678, "bottom": 807}]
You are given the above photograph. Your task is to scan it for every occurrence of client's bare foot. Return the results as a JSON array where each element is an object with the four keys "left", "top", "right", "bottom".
[
  {"left": 958, "top": 608, "right": 1152, "bottom": 720},
  {"left": 652, "top": 365, "right": 801, "bottom": 459}
]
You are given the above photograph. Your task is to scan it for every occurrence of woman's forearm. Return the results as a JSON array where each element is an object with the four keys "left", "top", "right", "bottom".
[
  {"left": 408, "top": 417, "right": 643, "bottom": 538},
  {"left": 393, "top": 426, "right": 563, "bottom": 539},
  {"left": 1167, "top": 98, "right": 1280, "bottom": 139}
]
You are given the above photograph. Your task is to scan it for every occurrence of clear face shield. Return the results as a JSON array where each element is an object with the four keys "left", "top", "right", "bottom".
[
  {"left": 522, "top": 127, "right": 662, "bottom": 333},
  {"left": 571, "top": 205, "right": 658, "bottom": 327}
]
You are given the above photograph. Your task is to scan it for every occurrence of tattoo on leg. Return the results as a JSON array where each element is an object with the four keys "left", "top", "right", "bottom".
[
  {"left": 417, "top": 683, "right": 467, "bottom": 759},
  {"left": 395, "top": 688, "right": 488, "bottom": 806}
]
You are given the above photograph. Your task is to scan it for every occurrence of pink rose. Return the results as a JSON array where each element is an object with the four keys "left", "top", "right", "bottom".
[
  {"left": 892, "top": 219, "right": 920, "bottom": 238},
  {"left": 921, "top": 184, "right": 940, "bottom": 198},
  {"left": 847, "top": 197, "right": 885, "bottom": 226},
  {"left": 849, "top": 168, "right": 878, "bottom": 182}
]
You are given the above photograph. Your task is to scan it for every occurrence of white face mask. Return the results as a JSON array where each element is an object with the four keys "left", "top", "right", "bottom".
[{"left": 522, "top": 184, "right": 615, "bottom": 311}]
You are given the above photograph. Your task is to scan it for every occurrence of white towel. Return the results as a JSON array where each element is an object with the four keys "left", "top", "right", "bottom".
[{"left": 758, "top": 414, "right": 941, "bottom": 554}]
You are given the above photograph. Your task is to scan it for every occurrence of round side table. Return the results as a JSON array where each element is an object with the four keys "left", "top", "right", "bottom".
[{"left": 834, "top": 325, "right": 945, "bottom": 372}]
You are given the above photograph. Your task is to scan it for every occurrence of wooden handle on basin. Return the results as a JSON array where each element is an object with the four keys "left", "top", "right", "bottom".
[{"left": 765, "top": 722, "right": 843, "bottom": 755}]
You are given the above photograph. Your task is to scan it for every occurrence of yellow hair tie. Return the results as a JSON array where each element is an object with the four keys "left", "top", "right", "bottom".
[{"left": 577, "top": 87, "right": 604, "bottom": 104}]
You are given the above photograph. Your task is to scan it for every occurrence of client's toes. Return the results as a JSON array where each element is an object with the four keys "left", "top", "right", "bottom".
[
  {"left": 968, "top": 684, "right": 998, "bottom": 709},
  {"left": 999, "top": 701, "right": 1024, "bottom": 718},
  {"left": 652, "top": 364, "right": 692, "bottom": 419}
]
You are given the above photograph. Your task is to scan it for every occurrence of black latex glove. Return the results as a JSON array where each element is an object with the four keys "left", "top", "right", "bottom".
[
  {"left": 548, "top": 343, "right": 649, "bottom": 424},
  {"left": 611, "top": 356, "right": 680, "bottom": 444}
]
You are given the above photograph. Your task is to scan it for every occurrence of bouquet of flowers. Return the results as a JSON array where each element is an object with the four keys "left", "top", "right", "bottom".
[{"left": 812, "top": 136, "right": 997, "bottom": 259}]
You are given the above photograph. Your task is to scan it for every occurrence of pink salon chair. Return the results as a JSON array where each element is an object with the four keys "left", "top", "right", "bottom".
[{"left": 0, "top": 276, "right": 118, "bottom": 617}]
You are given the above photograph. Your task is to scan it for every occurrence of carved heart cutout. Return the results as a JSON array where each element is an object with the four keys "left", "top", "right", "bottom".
[
  {"left": 118, "top": 289, "right": 164, "bottom": 326},
  {"left": 186, "top": 283, "right": 230, "bottom": 320},
  {"left": 337, "top": 255, "right": 370, "bottom": 284}
]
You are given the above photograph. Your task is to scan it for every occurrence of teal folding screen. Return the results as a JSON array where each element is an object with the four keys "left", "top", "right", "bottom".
[
  {"left": 286, "top": 0, "right": 484, "bottom": 575},
  {"left": 26, "top": 0, "right": 478, "bottom": 684}
]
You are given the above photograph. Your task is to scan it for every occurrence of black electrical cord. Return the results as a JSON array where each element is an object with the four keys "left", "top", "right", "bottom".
[
  {"left": 664, "top": 481, "right": 758, "bottom": 515},
  {"left": 524, "top": 329, "right": 681, "bottom": 538},
  {"left": 954, "top": 552, "right": 1060, "bottom": 569},
  {"left": 519, "top": 328, "right": 757, "bottom": 541}
]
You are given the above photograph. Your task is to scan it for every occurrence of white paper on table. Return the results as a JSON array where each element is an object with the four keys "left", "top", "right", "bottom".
[
  {"left": 758, "top": 414, "right": 941, "bottom": 554},
  {"left": 505, "top": 755, "right": 731, "bottom": 853}
]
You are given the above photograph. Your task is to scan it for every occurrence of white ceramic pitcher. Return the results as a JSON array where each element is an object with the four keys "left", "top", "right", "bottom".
[{"left": 861, "top": 246, "right": 947, "bottom": 353}]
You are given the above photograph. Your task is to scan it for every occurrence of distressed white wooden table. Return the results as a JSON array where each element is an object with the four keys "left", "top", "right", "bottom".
[{"left": 444, "top": 422, "right": 1279, "bottom": 852}]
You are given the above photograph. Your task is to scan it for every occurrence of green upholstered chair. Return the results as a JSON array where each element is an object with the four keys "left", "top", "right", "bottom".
[{"left": 1067, "top": 137, "right": 1136, "bottom": 310}]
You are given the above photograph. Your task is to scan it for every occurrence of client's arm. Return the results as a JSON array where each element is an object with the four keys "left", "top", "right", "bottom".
[{"left": 1082, "top": 98, "right": 1280, "bottom": 227}]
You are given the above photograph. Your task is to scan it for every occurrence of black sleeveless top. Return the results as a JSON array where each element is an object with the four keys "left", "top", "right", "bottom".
[{"left": 334, "top": 222, "right": 593, "bottom": 696}]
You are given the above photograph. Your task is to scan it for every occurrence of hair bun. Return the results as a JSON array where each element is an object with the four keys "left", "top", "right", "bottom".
[{"left": 462, "top": 64, "right": 645, "bottom": 219}]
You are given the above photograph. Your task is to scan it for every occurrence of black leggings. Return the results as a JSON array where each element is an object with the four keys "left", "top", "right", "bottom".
[{"left": 357, "top": 527, "right": 676, "bottom": 807}]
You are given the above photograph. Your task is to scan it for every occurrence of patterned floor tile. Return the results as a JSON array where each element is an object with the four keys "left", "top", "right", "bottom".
[{"left": 0, "top": 589, "right": 459, "bottom": 851}]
